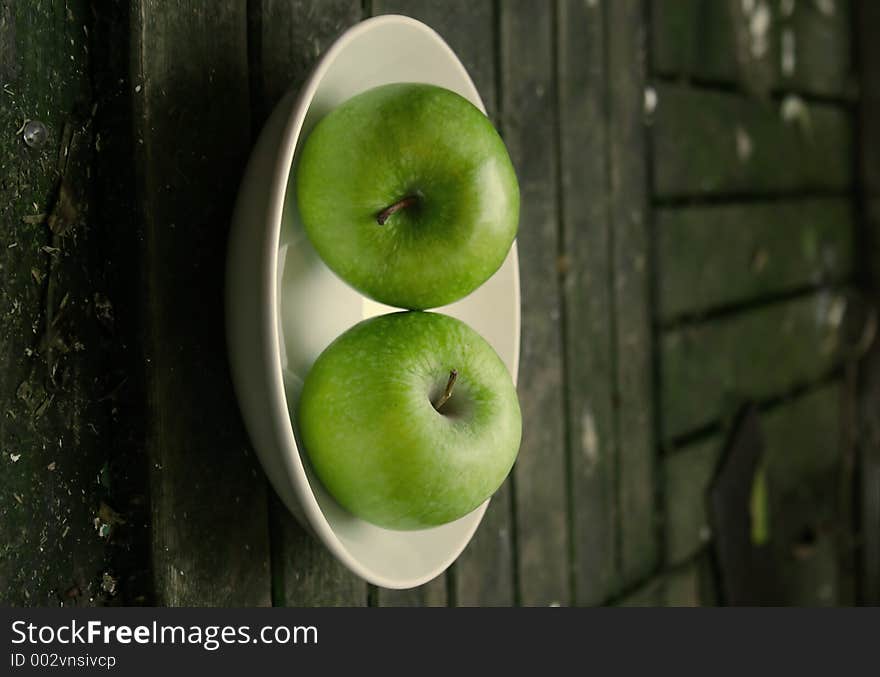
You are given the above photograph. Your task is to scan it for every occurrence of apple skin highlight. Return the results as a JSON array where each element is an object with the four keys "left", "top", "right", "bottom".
[
  {"left": 295, "top": 82, "right": 520, "bottom": 310},
  {"left": 297, "top": 312, "right": 522, "bottom": 530}
]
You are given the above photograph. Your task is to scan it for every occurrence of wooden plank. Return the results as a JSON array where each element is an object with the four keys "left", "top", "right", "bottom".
[
  {"left": 615, "top": 557, "right": 710, "bottom": 607},
  {"left": 764, "top": 381, "right": 843, "bottom": 606},
  {"left": 764, "top": 382, "right": 842, "bottom": 492},
  {"left": 615, "top": 577, "right": 662, "bottom": 607},
  {"left": 267, "top": 496, "right": 364, "bottom": 606},
  {"left": 253, "top": 0, "right": 366, "bottom": 607},
  {"left": 652, "top": 84, "right": 853, "bottom": 198},
  {"left": 90, "top": 0, "right": 154, "bottom": 604},
  {"left": 657, "top": 199, "right": 854, "bottom": 320},
  {"left": 371, "top": 0, "right": 502, "bottom": 608},
  {"left": 608, "top": 0, "right": 658, "bottom": 588},
  {"left": 651, "top": 0, "right": 852, "bottom": 97},
  {"left": 662, "top": 561, "right": 702, "bottom": 607},
  {"left": 663, "top": 438, "right": 721, "bottom": 566},
  {"left": 661, "top": 292, "right": 844, "bottom": 439},
  {"left": 0, "top": 0, "right": 118, "bottom": 606},
  {"left": 557, "top": 0, "right": 616, "bottom": 605},
  {"left": 783, "top": 0, "right": 853, "bottom": 97},
  {"left": 857, "top": 0, "right": 880, "bottom": 606},
  {"left": 499, "top": 0, "right": 569, "bottom": 607},
  {"left": 651, "top": 0, "right": 739, "bottom": 83},
  {"left": 663, "top": 381, "right": 848, "bottom": 576},
  {"left": 132, "top": 1, "right": 270, "bottom": 606},
  {"left": 373, "top": 576, "right": 446, "bottom": 608}
]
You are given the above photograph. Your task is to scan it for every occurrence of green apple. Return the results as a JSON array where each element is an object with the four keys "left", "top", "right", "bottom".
[
  {"left": 295, "top": 82, "right": 519, "bottom": 310},
  {"left": 297, "top": 311, "right": 521, "bottom": 530}
]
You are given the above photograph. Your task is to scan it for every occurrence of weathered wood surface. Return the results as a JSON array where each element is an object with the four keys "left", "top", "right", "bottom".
[
  {"left": 663, "top": 438, "right": 720, "bottom": 566},
  {"left": 132, "top": 0, "right": 271, "bottom": 606},
  {"left": 0, "top": 0, "right": 122, "bottom": 606},
  {"left": 652, "top": 84, "right": 852, "bottom": 198},
  {"left": 253, "top": 0, "right": 367, "bottom": 607},
  {"left": 763, "top": 382, "right": 844, "bottom": 605},
  {"left": 607, "top": 0, "right": 657, "bottom": 588},
  {"left": 857, "top": 0, "right": 880, "bottom": 605},
  {"left": 651, "top": 0, "right": 853, "bottom": 97},
  {"left": 656, "top": 199, "right": 853, "bottom": 320},
  {"left": 616, "top": 556, "right": 713, "bottom": 607},
  {"left": 664, "top": 382, "right": 842, "bottom": 572},
  {"left": 661, "top": 292, "right": 844, "bottom": 440},
  {"left": 499, "top": 0, "right": 569, "bottom": 607},
  {"left": 557, "top": 0, "right": 616, "bottom": 606}
]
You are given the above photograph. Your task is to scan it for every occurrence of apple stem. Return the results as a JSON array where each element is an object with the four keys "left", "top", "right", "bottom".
[
  {"left": 376, "top": 195, "right": 419, "bottom": 225},
  {"left": 433, "top": 370, "right": 459, "bottom": 412}
]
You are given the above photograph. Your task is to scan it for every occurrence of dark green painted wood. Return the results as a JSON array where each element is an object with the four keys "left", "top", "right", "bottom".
[
  {"left": 500, "top": 0, "right": 569, "bottom": 607},
  {"left": 132, "top": 0, "right": 270, "bottom": 606},
  {"left": 267, "top": 495, "right": 364, "bottom": 606},
  {"left": 652, "top": 84, "right": 852, "bottom": 198},
  {"left": 253, "top": 0, "right": 366, "bottom": 607},
  {"left": 661, "top": 292, "right": 844, "bottom": 439},
  {"left": 615, "top": 577, "right": 662, "bottom": 607},
  {"left": 557, "top": 0, "right": 616, "bottom": 606},
  {"left": 764, "top": 382, "right": 842, "bottom": 492},
  {"left": 657, "top": 199, "right": 854, "bottom": 320},
  {"left": 608, "top": 0, "right": 658, "bottom": 588},
  {"left": 784, "top": 0, "right": 853, "bottom": 97},
  {"left": 764, "top": 382, "right": 843, "bottom": 605},
  {"left": 663, "top": 381, "right": 843, "bottom": 602},
  {"left": 857, "top": 0, "right": 880, "bottom": 606},
  {"left": 663, "top": 438, "right": 721, "bottom": 566},
  {"left": 651, "top": 0, "right": 852, "bottom": 97},
  {"left": 662, "top": 560, "right": 702, "bottom": 606},
  {"left": 615, "top": 556, "right": 710, "bottom": 607},
  {"left": 0, "top": 0, "right": 117, "bottom": 606},
  {"left": 652, "top": 0, "right": 739, "bottom": 83},
  {"left": 370, "top": 0, "right": 503, "bottom": 608}
]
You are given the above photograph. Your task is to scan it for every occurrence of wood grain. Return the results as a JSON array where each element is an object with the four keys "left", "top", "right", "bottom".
[
  {"left": 663, "top": 438, "right": 721, "bottom": 566},
  {"left": 608, "top": 0, "right": 658, "bottom": 588},
  {"left": 660, "top": 292, "right": 844, "bottom": 439},
  {"left": 652, "top": 84, "right": 852, "bottom": 198},
  {"left": 663, "top": 382, "right": 842, "bottom": 587},
  {"left": 651, "top": 0, "right": 853, "bottom": 97},
  {"left": 499, "top": 0, "right": 569, "bottom": 606},
  {"left": 132, "top": 0, "right": 270, "bottom": 606},
  {"left": 615, "top": 556, "right": 710, "bottom": 606},
  {"left": 557, "top": 0, "right": 617, "bottom": 606},
  {"left": 656, "top": 199, "right": 854, "bottom": 320},
  {"left": 763, "top": 382, "right": 843, "bottom": 605}
]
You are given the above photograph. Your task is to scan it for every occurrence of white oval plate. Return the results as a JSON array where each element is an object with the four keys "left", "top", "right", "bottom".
[{"left": 226, "top": 14, "right": 520, "bottom": 589}]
